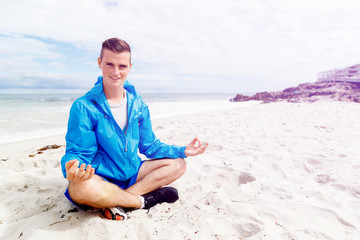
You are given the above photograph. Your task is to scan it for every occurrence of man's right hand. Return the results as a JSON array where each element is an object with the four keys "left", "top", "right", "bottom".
[{"left": 65, "top": 160, "right": 95, "bottom": 183}]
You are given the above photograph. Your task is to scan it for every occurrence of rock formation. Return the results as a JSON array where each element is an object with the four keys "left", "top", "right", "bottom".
[{"left": 230, "top": 82, "right": 360, "bottom": 103}]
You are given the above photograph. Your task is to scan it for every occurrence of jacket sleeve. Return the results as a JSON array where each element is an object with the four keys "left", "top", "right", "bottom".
[
  {"left": 60, "top": 101, "right": 98, "bottom": 178},
  {"left": 138, "top": 106, "right": 187, "bottom": 159}
]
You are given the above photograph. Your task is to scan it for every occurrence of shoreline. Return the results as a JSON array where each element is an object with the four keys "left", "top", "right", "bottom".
[
  {"left": 0, "top": 90, "right": 236, "bottom": 145},
  {"left": 0, "top": 99, "right": 260, "bottom": 149}
]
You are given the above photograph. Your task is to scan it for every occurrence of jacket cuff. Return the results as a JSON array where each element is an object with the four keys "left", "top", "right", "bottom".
[
  {"left": 180, "top": 146, "right": 187, "bottom": 158},
  {"left": 61, "top": 154, "right": 79, "bottom": 178}
]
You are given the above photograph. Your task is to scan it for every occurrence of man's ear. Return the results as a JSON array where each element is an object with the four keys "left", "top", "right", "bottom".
[{"left": 97, "top": 57, "right": 102, "bottom": 69}]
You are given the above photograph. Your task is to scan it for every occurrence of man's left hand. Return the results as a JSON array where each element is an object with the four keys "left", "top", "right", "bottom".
[{"left": 185, "top": 137, "right": 208, "bottom": 157}]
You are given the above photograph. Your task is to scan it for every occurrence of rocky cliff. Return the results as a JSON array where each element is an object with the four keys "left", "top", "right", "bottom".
[{"left": 230, "top": 82, "right": 360, "bottom": 103}]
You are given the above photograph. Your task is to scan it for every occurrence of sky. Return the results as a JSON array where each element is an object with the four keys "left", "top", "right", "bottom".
[{"left": 0, "top": 0, "right": 360, "bottom": 94}]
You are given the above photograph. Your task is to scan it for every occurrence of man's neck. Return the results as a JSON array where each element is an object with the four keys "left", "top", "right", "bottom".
[{"left": 104, "top": 85, "right": 125, "bottom": 104}]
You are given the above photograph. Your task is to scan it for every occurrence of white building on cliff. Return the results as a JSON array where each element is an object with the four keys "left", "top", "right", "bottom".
[{"left": 317, "top": 64, "right": 360, "bottom": 83}]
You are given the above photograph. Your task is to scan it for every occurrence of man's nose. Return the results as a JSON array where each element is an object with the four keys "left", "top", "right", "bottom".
[{"left": 113, "top": 67, "right": 121, "bottom": 76}]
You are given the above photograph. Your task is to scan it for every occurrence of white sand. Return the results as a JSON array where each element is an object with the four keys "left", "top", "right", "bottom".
[{"left": 0, "top": 100, "right": 359, "bottom": 240}]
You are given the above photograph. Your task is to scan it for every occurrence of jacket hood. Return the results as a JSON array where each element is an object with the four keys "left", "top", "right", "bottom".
[
  {"left": 87, "top": 76, "right": 138, "bottom": 101},
  {"left": 85, "top": 76, "right": 145, "bottom": 123}
]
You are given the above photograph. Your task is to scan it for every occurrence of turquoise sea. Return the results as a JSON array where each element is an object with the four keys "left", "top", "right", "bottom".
[{"left": 0, "top": 89, "right": 242, "bottom": 144}]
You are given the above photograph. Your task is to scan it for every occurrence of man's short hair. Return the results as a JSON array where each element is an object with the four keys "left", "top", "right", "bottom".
[{"left": 100, "top": 38, "right": 131, "bottom": 61}]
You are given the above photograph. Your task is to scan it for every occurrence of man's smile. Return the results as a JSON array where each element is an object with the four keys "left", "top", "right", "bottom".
[{"left": 110, "top": 76, "right": 121, "bottom": 81}]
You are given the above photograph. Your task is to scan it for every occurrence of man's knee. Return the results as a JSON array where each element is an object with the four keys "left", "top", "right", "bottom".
[
  {"left": 68, "top": 183, "right": 87, "bottom": 205},
  {"left": 173, "top": 158, "right": 186, "bottom": 176},
  {"left": 68, "top": 178, "right": 99, "bottom": 205}
]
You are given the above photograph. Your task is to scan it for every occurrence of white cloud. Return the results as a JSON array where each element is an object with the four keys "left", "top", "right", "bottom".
[{"left": 0, "top": 0, "right": 360, "bottom": 92}]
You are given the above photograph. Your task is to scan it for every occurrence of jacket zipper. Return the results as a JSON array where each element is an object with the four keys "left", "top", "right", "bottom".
[
  {"left": 123, "top": 118, "right": 139, "bottom": 152},
  {"left": 123, "top": 121, "right": 131, "bottom": 152},
  {"left": 124, "top": 132, "right": 128, "bottom": 152},
  {"left": 92, "top": 94, "right": 139, "bottom": 153}
]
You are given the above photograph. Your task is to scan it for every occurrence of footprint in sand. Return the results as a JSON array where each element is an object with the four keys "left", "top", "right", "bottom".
[
  {"left": 238, "top": 172, "right": 256, "bottom": 186},
  {"left": 353, "top": 165, "right": 360, "bottom": 169},
  {"left": 314, "top": 174, "right": 332, "bottom": 184},
  {"left": 208, "top": 144, "right": 223, "bottom": 151},
  {"left": 233, "top": 219, "right": 264, "bottom": 238}
]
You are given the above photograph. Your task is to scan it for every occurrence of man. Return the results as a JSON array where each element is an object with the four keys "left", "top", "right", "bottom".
[{"left": 61, "top": 38, "right": 208, "bottom": 221}]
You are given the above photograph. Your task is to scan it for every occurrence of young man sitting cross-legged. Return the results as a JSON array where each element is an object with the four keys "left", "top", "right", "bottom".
[{"left": 61, "top": 38, "right": 208, "bottom": 220}]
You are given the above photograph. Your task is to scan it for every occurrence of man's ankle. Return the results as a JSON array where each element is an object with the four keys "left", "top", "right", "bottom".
[{"left": 138, "top": 196, "right": 145, "bottom": 209}]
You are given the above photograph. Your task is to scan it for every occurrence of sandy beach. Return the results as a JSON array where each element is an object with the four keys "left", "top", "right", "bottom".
[{"left": 0, "top": 100, "right": 359, "bottom": 240}]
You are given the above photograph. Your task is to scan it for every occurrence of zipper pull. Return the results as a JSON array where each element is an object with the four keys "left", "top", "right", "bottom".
[{"left": 125, "top": 139, "right": 128, "bottom": 152}]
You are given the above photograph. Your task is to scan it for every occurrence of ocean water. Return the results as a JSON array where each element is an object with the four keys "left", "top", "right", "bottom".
[{"left": 0, "top": 89, "right": 254, "bottom": 144}]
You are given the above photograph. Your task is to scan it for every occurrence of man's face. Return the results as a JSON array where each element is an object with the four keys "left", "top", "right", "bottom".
[{"left": 98, "top": 49, "right": 132, "bottom": 89}]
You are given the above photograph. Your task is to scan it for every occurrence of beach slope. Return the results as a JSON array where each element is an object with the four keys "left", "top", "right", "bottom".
[{"left": 0, "top": 100, "right": 359, "bottom": 240}]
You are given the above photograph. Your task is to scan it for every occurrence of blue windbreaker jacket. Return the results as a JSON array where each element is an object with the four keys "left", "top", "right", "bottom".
[{"left": 61, "top": 76, "right": 186, "bottom": 182}]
